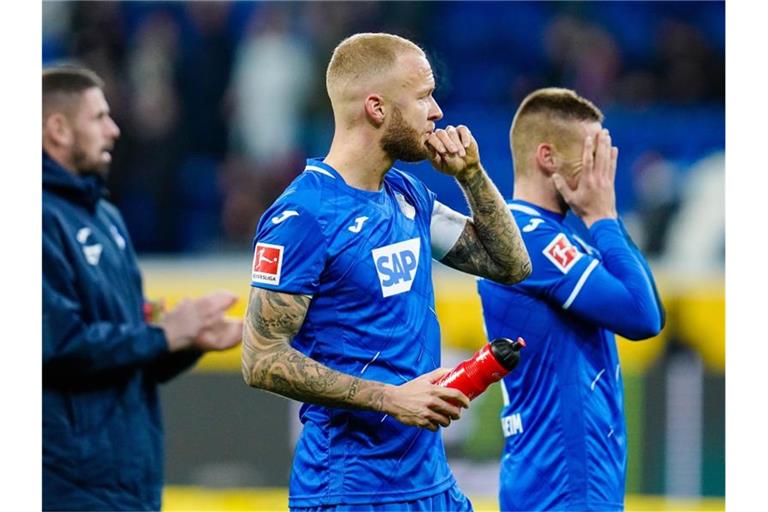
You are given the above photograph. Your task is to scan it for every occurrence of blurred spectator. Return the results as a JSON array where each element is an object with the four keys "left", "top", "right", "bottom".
[
  {"left": 662, "top": 151, "right": 725, "bottom": 275},
  {"left": 628, "top": 152, "right": 682, "bottom": 257},
  {"left": 656, "top": 18, "right": 724, "bottom": 105},
  {"left": 219, "top": 154, "right": 303, "bottom": 246},
  {"left": 230, "top": 5, "right": 312, "bottom": 164},
  {"left": 67, "top": 2, "right": 128, "bottom": 116},
  {"left": 177, "top": 2, "right": 234, "bottom": 158},
  {"left": 544, "top": 15, "right": 621, "bottom": 106},
  {"left": 127, "top": 11, "right": 180, "bottom": 143},
  {"left": 114, "top": 10, "right": 184, "bottom": 251},
  {"left": 219, "top": 5, "right": 313, "bottom": 246}
]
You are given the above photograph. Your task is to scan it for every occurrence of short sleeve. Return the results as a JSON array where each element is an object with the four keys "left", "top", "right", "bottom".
[
  {"left": 250, "top": 202, "right": 327, "bottom": 295},
  {"left": 516, "top": 220, "right": 599, "bottom": 310}
]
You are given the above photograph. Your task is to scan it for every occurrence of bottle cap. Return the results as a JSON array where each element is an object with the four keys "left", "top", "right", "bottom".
[{"left": 489, "top": 337, "right": 526, "bottom": 371}]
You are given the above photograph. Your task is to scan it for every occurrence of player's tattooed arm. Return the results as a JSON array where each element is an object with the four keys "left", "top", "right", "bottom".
[
  {"left": 428, "top": 125, "right": 530, "bottom": 284},
  {"left": 441, "top": 167, "right": 531, "bottom": 284},
  {"left": 241, "top": 287, "right": 387, "bottom": 411},
  {"left": 242, "top": 287, "right": 470, "bottom": 429}
]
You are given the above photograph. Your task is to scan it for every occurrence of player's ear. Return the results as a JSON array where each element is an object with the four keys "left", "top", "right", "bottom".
[
  {"left": 535, "top": 143, "right": 557, "bottom": 176},
  {"left": 44, "top": 113, "right": 74, "bottom": 148},
  {"left": 364, "top": 94, "right": 386, "bottom": 127}
]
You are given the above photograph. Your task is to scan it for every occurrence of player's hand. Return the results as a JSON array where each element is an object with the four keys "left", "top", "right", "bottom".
[
  {"left": 194, "top": 318, "right": 243, "bottom": 352},
  {"left": 552, "top": 129, "right": 618, "bottom": 228},
  {"left": 383, "top": 368, "right": 470, "bottom": 431},
  {"left": 427, "top": 125, "right": 481, "bottom": 182},
  {"left": 160, "top": 291, "right": 239, "bottom": 352}
]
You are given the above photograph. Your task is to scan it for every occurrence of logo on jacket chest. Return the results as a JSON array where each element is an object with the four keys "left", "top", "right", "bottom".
[
  {"left": 371, "top": 238, "right": 421, "bottom": 297},
  {"left": 76, "top": 227, "right": 103, "bottom": 266},
  {"left": 74, "top": 224, "right": 127, "bottom": 267}
]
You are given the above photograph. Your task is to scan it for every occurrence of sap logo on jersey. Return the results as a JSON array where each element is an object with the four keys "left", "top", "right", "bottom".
[
  {"left": 252, "top": 242, "right": 284, "bottom": 285},
  {"left": 371, "top": 238, "right": 421, "bottom": 298}
]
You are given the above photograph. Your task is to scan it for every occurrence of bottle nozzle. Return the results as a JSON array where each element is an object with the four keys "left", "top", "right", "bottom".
[{"left": 489, "top": 337, "right": 525, "bottom": 371}]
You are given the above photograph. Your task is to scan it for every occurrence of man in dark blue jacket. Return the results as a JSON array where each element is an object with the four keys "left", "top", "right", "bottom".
[{"left": 42, "top": 66, "right": 242, "bottom": 511}]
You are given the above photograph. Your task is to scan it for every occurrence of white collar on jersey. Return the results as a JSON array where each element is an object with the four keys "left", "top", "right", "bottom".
[
  {"left": 508, "top": 203, "right": 541, "bottom": 216},
  {"left": 304, "top": 164, "right": 336, "bottom": 179}
]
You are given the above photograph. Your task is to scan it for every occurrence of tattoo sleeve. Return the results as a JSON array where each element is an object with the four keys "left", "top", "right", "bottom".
[
  {"left": 441, "top": 165, "right": 532, "bottom": 284},
  {"left": 241, "top": 287, "right": 388, "bottom": 412}
]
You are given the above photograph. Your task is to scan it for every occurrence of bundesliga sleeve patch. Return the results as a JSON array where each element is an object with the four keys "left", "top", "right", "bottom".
[
  {"left": 543, "top": 233, "right": 582, "bottom": 274},
  {"left": 252, "top": 242, "right": 284, "bottom": 285}
]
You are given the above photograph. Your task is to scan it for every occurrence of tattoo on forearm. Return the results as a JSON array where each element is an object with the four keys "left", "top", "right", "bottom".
[
  {"left": 241, "top": 288, "right": 386, "bottom": 413},
  {"left": 444, "top": 167, "right": 532, "bottom": 283},
  {"left": 347, "top": 379, "right": 361, "bottom": 400}
]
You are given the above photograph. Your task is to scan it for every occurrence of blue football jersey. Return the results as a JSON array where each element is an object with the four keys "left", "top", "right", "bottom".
[
  {"left": 250, "top": 159, "right": 455, "bottom": 507},
  {"left": 478, "top": 200, "right": 641, "bottom": 512}
]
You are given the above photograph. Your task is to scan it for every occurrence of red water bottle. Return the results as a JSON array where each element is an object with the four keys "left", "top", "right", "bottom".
[{"left": 435, "top": 337, "right": 526, "bottom": 400}]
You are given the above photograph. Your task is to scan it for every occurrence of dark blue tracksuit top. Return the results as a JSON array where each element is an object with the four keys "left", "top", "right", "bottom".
[{"left": 42, "top": 152, "right": 201, "bottom": 511}]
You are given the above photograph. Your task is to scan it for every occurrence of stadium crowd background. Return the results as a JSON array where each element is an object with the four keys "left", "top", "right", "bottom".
[{"left": 42, "top": 1, "right": 725, "bottom": 509}]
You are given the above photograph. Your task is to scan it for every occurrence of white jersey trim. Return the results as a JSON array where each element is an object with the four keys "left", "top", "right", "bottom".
[
  {"left": 430, "top": 201, "right": 466, "bottom": 260},
  {"left": 500, "top": 373, "right": 511, "bottom": 406},
  {"left": 562, "top": 258, "right": 599, "bottom": 310},
  {"left": 304, "top": 165, "right": 336, "bottom": 178},
  {"left": 508, "top": 203, "right": 541, "bottom": 216}
]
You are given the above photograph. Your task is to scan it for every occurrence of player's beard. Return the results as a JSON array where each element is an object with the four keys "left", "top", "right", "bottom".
[
  {"left": 380, "top": 105, "right": 430, "bottom": 162},
  {"left": 71, "top": 135, "right": 111, "bottom": 177}
]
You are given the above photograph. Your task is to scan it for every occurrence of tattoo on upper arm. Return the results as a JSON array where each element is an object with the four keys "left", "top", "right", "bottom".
[{"left": 241, "top": 287, "right": 385, "bottom": 412}]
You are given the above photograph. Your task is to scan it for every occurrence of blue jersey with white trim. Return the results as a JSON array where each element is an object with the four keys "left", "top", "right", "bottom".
[
  {"left": 477, "top": 200, "right": 663, "bottom": 511},
  {"left": 251, "top": 159, "right": 454, "bottom": 507}
]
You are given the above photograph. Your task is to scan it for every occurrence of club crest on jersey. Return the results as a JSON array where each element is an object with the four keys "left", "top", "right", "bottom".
[
  {"left": 252, "top": 242, "right": 284, "bottom": 285},
  {"left": 371, "top": 238, "right": 420, "bottom": 297},
  {"left": 395, "top": 193, "right": 416, "bottom": 220},
  {"left": 543, "top": 233, "right": 582, "bottom": 273}
]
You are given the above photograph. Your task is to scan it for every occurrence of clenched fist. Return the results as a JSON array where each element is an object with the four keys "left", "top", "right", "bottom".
[{"left": 427, "top": 125, "right": 481, "bottom": 181}]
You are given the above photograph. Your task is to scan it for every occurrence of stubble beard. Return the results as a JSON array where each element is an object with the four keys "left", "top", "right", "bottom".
[{"left": 380, "top": 106, "right": 431, "bottom": 163}]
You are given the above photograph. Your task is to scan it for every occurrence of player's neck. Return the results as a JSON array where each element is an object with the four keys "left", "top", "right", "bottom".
[
  {"left": 513, "top": 177, "right": 567, "bottom": 216},
  {"left": 44, "top": 144, "right": 79, "bottom": 177},
  {"left": 324, "top": 133, "right": 393, "bottom": 192}
]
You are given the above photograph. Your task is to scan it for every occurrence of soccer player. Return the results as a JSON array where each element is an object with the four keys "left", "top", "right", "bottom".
[
  {"left": 241, "top": 33, "right": 531, "bottom": 510},
  {"left": 42, "top": 66, "right": 243, "bottom": 510},
  {"left": 477, "top": 88, "right": 665, "bottom": 511}
]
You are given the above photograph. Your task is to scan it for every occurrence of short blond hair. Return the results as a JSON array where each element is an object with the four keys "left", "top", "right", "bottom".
[
  {"left": 510, "top": 88, "right": 604, "bottom": 176},
  {"left": 325, "top": 33, "right": 424, "bottom": 100}
]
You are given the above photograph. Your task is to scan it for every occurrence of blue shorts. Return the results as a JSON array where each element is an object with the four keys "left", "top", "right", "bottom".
[{"left": 291, "top": 483, "right": 473, "bottom": 511}]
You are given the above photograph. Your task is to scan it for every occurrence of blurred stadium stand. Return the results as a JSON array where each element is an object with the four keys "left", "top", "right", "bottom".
[{"left": 43, "top": 1, "right": 724, "bottom": 508}]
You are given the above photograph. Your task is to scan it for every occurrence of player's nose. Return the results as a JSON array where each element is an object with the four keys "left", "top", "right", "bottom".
[
  {"left": 107, "top": 116, "right": 121, "bottom": 139},
  {"left": 429, "top": 97, "right": 443, "bottom": 122}
]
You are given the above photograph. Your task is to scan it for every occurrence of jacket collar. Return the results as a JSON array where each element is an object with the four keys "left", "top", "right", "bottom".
[{"left": 42, "top": 151, "right": 106, "bottom": 210}]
